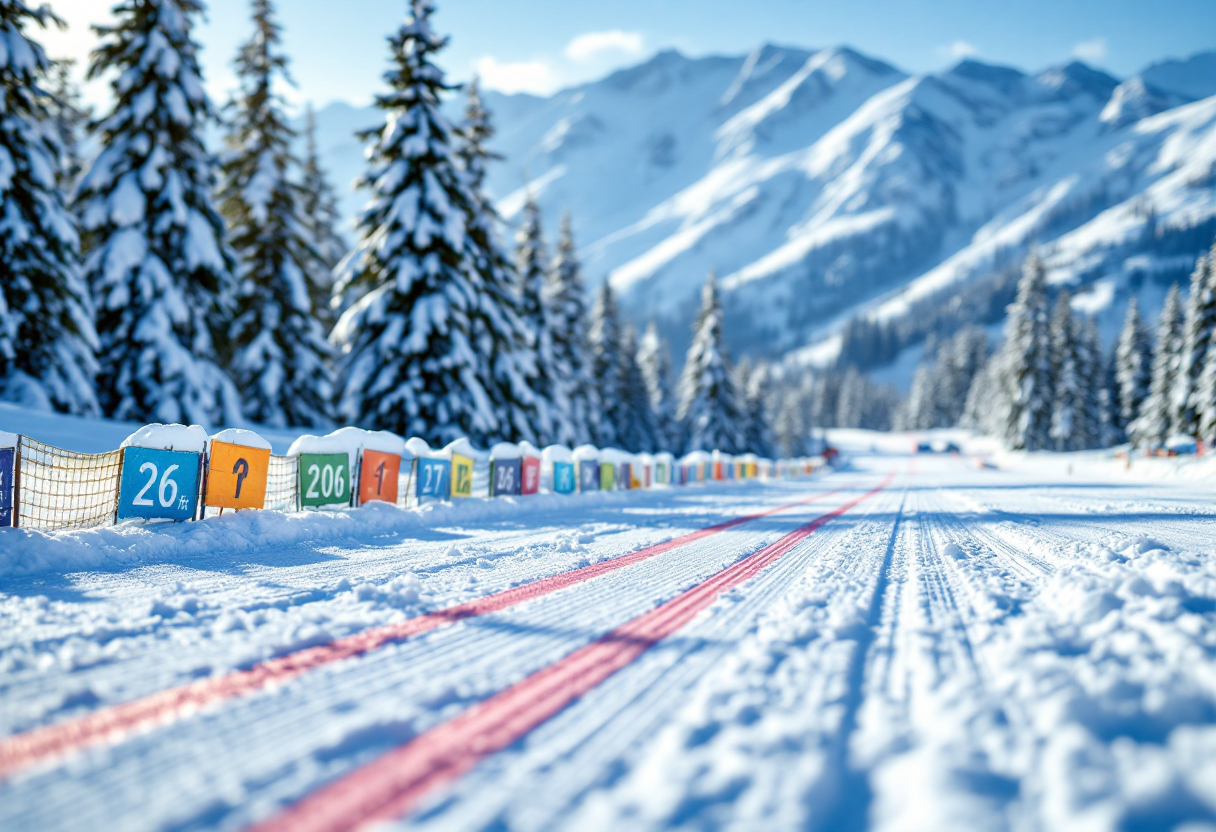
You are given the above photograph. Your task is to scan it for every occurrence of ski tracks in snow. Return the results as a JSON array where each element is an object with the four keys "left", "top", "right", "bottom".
[{"left": 2, "top": 457, "right": 1216, "bottom": 831}]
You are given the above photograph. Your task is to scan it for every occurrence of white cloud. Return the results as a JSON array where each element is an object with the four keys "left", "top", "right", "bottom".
[
  {"left": 1072, "top": 37, "right": 1107, "bottom": 63},
  {"left": 937, "top": 40, "right": 979, "bottom": 60},
  {"left": 564, "top": 30, "right": 644, "bottom": 63},
  {"left": 475, "top": 56, "right": 560, "bottom": 96}
]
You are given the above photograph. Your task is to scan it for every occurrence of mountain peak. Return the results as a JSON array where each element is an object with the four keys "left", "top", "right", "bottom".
[
  {"left": 943, "top": 59, "right": 1026, "bottom": 95},
  {"left": 1141, "top": 50, "right": 1216, "bottom": 101},
  {"left": 1036, "top": 60, "right": 1120, "bottom": 100}
]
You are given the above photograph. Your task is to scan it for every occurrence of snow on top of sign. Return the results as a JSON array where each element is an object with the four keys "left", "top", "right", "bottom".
[
  {"left": 517, "top": 441, "right": 542, "bottom": 460},
  {"left": 682, "top": 450, "right": 711, "bottom": 464},
  {"left": 599, "top": 447, "right": 631, "bottom": 465},
  {"left": 122, "top": 424, "right": 208, "bottom": 453},
  {"left": 542, "top": 445, "right": 575, "bottom": 463},
  {"left": 572, "top": 444, "right": 600, "bottom": 462},
  {"left": 0, "top": 431, "right": 19, "bottom": 449},
  {"left": 363, "top": 430, "right": 406, "bottom": 457},
  {"left": 404, "top": 437, "right": 437, "bottom": 458},
  {"left": 654, "top": 452, "right": 675, "bottom": 464},
  {"left": 636, "top": 453, "right": 656, "bottom": 466},
  {"left": 288, "top": 427, "right": 364, "bottom": 469},
  {"left": 489, "top": 442, "right": 522, "bottom": 460},
  {"left": 444, "top": 437, "right": 488, "bottom": 461},
  {"left": 209, "top": 428, "right": 272, "bottom": 451}
]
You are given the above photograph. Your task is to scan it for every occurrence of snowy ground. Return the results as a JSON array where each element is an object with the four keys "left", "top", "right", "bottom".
[{"left": 2, "top": 439, "right": 1216, "bottom": 831}]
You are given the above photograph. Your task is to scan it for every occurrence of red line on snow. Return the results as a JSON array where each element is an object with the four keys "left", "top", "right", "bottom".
[
  {"left": 245, "top": 474, "right": 893, "bottom": 832},
  {"left": 0, "top": 483, "right": 851, "bottom": 781}
]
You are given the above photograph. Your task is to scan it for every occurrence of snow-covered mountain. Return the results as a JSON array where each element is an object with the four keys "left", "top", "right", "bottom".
[{"left": 310, "top": 46, "right": 1216, "bottom": 372}]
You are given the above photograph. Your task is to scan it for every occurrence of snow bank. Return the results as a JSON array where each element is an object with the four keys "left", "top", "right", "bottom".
[
  {"left": 121, "top": 424, "right": 208, "bottom": 453},
  {"left": 572, "top": 445, "right": 600, "bottom": 462},
  {"left": 488, "top": 442, "right": 522, "bottom": 460},
  {"left": 0, "top": 485, "right": 658, "bottom": 578}
]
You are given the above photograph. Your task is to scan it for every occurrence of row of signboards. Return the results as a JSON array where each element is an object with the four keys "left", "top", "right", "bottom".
[{"left": 0, "top": 438, "right": 796, "bottom": 527}]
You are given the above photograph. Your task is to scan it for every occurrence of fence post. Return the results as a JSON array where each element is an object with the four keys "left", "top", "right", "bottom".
[{"left": 11, "top": 436, "right": 21, "bottom": 529}]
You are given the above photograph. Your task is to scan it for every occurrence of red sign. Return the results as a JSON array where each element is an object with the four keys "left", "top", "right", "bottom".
[
  {"left": 359, "top": 450, "right": 400, "bottom": 505},
  {"left": 522, "top": 456, "right": 540, "bottom": 495}
]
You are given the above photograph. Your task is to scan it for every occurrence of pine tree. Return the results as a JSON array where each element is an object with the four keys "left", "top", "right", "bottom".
[
  {"left": 80, "top": 0, "right": 239, "bottom": 425},
  {"left": 1113, "top": 297, "right": 1152, "bottom": 439},
  {"left": 996, "top": 254, "right": 1053, "bottom": 450},
  {"left": 219, "top": 0, "right": 332, "bottom": 428},
  {"left": 1130, "top": 284, "right": 1183, "bottom": 448},
  {"left": 43, "top": 57, "right": 90, "bottom": 194},
  {"left": 637, "top": 320, "right": 675, "bottom": 449},
  {"left": 589, "top": 281, "right": 625, "bottom": 446},
  {"left": 545, "top": 213, "right": 595, "bottom": 445},
  {"left": 332, "top": 1, "right": 519, "bottom": 445},
  {"left": 0, "top": 2, "right": 98, "bottom": 415},
  {"left": 1076, "top": 316, "right": 1105, "bottom": 450},
  {"left": 676, "top": 273, "right": 742, "bottom": 453},
  {"left": 299, "top": 103, "right": 346, "bottom": 333},
  {"left": 1048, "top": 291, "right": 1084, "bottom": 451},
  {"left": 513, "top": 194, "right": 559, "bottom": 443},
  {"left": 738, "top": 359, "right": 774, "bottom": 455},
  {"left": 1172, "top": 247, "right": 1216, "bottom": 437},
  {"left": 455, "top": 71, "right": 540, "bottom": 445},
  {"left": 617, "top": 324, "right": 657, "bottom": 452}
]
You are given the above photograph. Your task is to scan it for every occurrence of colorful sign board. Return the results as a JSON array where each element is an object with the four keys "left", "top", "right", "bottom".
[
  {"left": 521, "top": 457, "right": 540, "bottom": 495},
  {"left": 205, "top": 441, "right": 270, "bottom": 510},
  {"left": 358, "top": 449, "right": 400, "bottom": 505},
  {"left": 451, "top": 453, "right": 474, "bottom": 498},
  {"left": 298, "top": 453, "right": 350, "bottom": 508},
  {"left": 656, "top": 463, "right": 668, "bottom": 485},
  {"left": 554, "top": 461, "right": 576, "bottom": 494},
  {"left": 600, "top": 462, "right": 615, "bottom": 491},
  {"left": 491, "top": 458, "right": 522, "bottom": 497},
  {"left": 578, "top": 460, "right": 598, "bottom": 492},
  {"left": 618, "top": 462, "right": 631, "bottom": 491},
  {"left": 416, "top": 457, "right": 450, "bottom": 501},
  {"left": 0, "top": 447, "right": 16, "bottom": 527},
  {"left": 118, "top": 447, "right": 200, "bottom": 521}
]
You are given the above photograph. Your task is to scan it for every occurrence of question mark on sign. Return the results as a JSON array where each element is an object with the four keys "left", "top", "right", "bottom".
[{"left": 233, "top": 458, "right": 249, "bottom": 499}]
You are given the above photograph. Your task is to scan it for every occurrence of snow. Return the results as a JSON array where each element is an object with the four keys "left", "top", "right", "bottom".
[
  {"left": 121, "top": 424, "right": 208, "bottom": 453},
  {"left": 3, "top": 440, "right": 1214, "bottom": 832},
  {"left": 489, "top": 442, "right": 522, "bottom": 460},
  {"left": 208, "top": 428, "right": 272, "bottom": 451}
]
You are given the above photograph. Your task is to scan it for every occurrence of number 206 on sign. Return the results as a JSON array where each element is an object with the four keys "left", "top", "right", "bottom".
[{"left": 118, "top": 447, "right": 201, "bottom": 521}]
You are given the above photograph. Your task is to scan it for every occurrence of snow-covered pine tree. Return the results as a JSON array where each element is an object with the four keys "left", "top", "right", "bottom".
[
  {"left": 219, "top": 0, "right": 332, "bottom": 428},
  {"left": 1074, "top": 316, "right": 1105, "bottom": 450},
  {"left": 996, "top": 254, "right": 1053, "bottom": 450},
  {"left": 545, "top": 213, "right": 595, "bottom": 445},
  {"left": 1048, "top": 291, "right": 1084, "bottom": 451},
  {"left": 513, "top": 193, "right": 559, "bottom": 443},
  {"left": 1172, "top": 247, "right": 1216, "bottom": 437},
  {"left": 300, "top": 104, "right": 347, "bottom": 333},
  {"left": 617, "top": 324, "right": 658, "bottom": 452},
  {"left": 589, "top": 281, "right": 625, "bottom": 446},
  {"left": 332, "top": 1, "right": 513, "bottom": 445},
  {"left": 676, "top": 273, "right": 742, "bottom": 453},
  {"left": 1130, "top": 284, "right": 1183, "bottom": 448},
  {"left": 738, "top": 359, "right": 774, "bottom": 455},
  {"left": 455, "top": 72, "right": 540, "bottom": 445},
  {"left": 80, "top": 0, "right": 239, "bottom": 425},
  {"left": 0, "top": 2, "right": 97, "bottom": 415},
  {"left": 43, "top": 58, "right": 89, "bottom": 194},
  {"left": 1195, "top": 308, "right": 1216, "bottom": 444},
  {"left": 942, "top": 326, "right": 990, "bottom": 425},
  {"left": 637, "top": 320, "right": 675, "bottom": 449},
  {"left": 1113, "top": 297, "right": 1152, "bottom": 439}
]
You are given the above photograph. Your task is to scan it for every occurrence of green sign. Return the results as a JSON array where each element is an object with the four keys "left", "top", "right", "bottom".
[
  {"left": 600, "top": 462, "right": 616, "bottom": 491},
  {"left": 299, "top": 453, "right": 351, "bottom": 508}
]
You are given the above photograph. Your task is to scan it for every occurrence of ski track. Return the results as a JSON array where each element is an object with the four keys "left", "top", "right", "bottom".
[{"left": 2, "top": 455, "right": 1216, "bottom": 832}]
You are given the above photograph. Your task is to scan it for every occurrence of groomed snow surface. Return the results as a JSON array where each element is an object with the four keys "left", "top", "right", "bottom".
[{"left": 3, "top": 433, "right": 1216, "bottom": 831}]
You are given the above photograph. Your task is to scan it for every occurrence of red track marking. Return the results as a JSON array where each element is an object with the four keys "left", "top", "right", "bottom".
[
  {"left": 0, "top": 483, "right": 851, "bottom": 781},
  {"left": 245, "top": 474, "right": 892, "bottom": 832}
]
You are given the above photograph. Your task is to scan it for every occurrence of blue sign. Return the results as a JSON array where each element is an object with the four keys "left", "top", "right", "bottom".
[
  {"left": 553, "top": 462, "right": 575, "bottom": 495},
  {"left": 618, "top": 462, "right": 632, "bottom": 490},
  {"left": 579, "top": 460, "right": 599, "bottom": 492},
  {"left": 118, "top": 447, "right": 200, "bottom": 521},
  {"left": 491, "top": 458, "right": 522, "bottom": 496},
  {"left": 416, "top": 457, "right": 451, "bottom": 501},
  {"left": 0, "top": 447, "right": 14, "bottom": 527}
]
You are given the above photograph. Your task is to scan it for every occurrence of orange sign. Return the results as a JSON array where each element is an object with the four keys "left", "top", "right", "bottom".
[
  {"left": 359, "top": 449, "right": 400, "bottom": 505},
  {"left": 205, "top": 441, "right": 270, "bottom": 510}
]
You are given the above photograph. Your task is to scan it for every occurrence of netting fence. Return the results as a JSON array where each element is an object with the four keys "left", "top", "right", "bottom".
[
  {"left": 16, "top": 437, "right": 123, "bottom": 531},
  {"left": 266, "top": 454, "right": 299, "bottom": 513}
]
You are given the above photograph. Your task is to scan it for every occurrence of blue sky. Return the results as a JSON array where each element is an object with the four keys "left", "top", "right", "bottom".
[{"left": 41, "top": 0, "right": 1216, "bottom": 108}]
